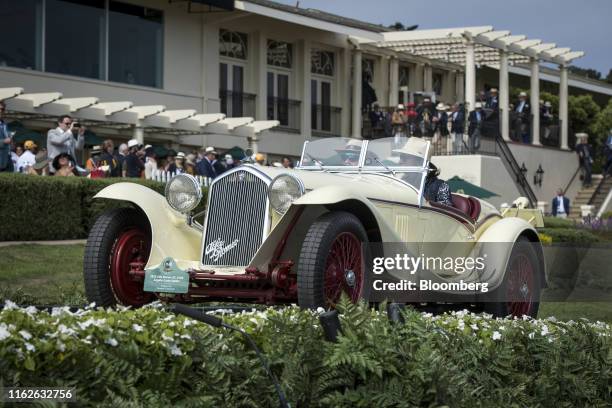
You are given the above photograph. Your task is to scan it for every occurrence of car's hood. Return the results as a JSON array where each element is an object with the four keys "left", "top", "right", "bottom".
[{"left": 242, "top": 164, "right": 419, "bottom": 204}]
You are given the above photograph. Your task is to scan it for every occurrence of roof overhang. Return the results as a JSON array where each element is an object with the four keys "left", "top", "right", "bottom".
[
  {"left": 234, "top": 0, "right": 384, "bottom": 42},
  {"left": 363, "top": 26, "right": 583, "bottom": 68},
  {"left": 0, "top": 87, "right": 279, "bottom": 140}
]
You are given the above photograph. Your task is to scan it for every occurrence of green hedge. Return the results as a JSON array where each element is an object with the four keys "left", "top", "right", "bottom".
[
  {"left": 0, "top": 174, "right": 169, "bottom": 241},
  {"left": 538, "top": 227, "right": 603, "bottom": 244},
  {"left": 0, "top": 300, "right": 610, "bottom": 407},
  {"left": 542, "top": 216, "right": 576, "bottom": 229}
]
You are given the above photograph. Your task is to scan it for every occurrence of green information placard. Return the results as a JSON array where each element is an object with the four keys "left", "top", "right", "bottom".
[{"left": 144, "top": 257, "right": 190, "bottom": 294}]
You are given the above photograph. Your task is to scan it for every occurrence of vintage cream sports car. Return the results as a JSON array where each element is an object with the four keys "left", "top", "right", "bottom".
[{"left": 83, "top": 137, "right": 545, "bottom": 317}]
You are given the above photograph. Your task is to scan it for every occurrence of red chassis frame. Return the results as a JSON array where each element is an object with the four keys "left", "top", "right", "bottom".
[{"left": 127, "top": 208, "right": 305, "bottom": 305}]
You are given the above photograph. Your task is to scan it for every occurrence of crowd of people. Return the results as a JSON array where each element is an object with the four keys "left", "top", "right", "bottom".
[
  {"left": 366, "top": 88, "right": 561, "bottom": 153},
  {"left": 0, "top": 105, "right": 295, "bottom": 180}
]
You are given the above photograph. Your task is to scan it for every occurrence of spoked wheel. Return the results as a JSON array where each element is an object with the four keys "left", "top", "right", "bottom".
[
  {"left": 298, "top": 211, "right": 372, "bottom": 309},
  {"left": 484, "top": 237, "right": 541, "bottom": 318},
  {"left": 84, "top": 208, "right": 155, "bottom": 307}
]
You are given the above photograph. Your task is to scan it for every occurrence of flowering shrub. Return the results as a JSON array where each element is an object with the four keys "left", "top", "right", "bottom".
[{"left": 1, "top": 299, "right": 610, "bottom": 407}]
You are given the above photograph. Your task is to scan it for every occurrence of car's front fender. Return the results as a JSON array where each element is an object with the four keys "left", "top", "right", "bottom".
[
  {"left": 94, "top": 183, "right": 201, "bottom": 269},
  {"left": 472, "top": 217, "right": 545, "bottom": 291}
]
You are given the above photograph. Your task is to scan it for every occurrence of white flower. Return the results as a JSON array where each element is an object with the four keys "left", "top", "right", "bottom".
[
  {"left": 105, "top": 338, "right": 118, "bottom": 347},
  {"left": 132, "top": 324, "right": 144, "bottom": 332},
  {"left": 169, "top": 344, "right": 183, "bottom": 356},
  {"left": 24, "top": 342, "right": 35, "bottom": 352},
  {"left": 457, "top": 320, "right": 465, "bottom": 331},
  {"left": 87, "top": 302, "right": 96, "bottom": 309},
  {"left": 180, "top": 334, "right": 192, "bottom": 340},
  {"left": 0, "top": 324, "right": 11, "bottom": 341},
  {"left": 4, "top": 300, "right": 17, "bottom": 310},
  {"left": 470, "top": 324, "right": 479, "bottom": 331},
  {"left": 492, "top": 331, "right": 502, "bottom": 341},
  {"left": 24, "top": 306, "right": 38, "bottom": 316},
  {"left": 57, "top": 324, "right": 77, "bottom": 336},
  {"left": 182, "top": 319, "right": 195, "bottom": 327},
  {"left": 19, "top": 330, "right": 32, "bottom": 340},
  {"left": 57, "top": 342, "right": 66, "bottom": 352},
  {"left": 162, "top": 333, "right": 174, "bottom": 342},
  {"left": 316, "top": 307, "right": 325, "bottom": 314},
  {"left": 528, "top": 332, "right": 535, "bottom": 339},
  {"left": 541, "top": 325, "right": 549, "bottom": 336}
]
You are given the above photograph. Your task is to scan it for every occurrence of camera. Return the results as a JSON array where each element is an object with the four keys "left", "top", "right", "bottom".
[{"left": 73, "top": 122, "right": 81, "bottom": 128}]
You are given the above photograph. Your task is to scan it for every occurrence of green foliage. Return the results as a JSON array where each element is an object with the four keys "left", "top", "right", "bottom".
[
  {"left": 538, "top": 227, "right": 602, "bottom": 244},
  {"left": 542, "top": 216, "right": 575, "bottom": 229},
  {"left": 568, "top": 94, "right": 601, "bottom": 136},
  {"left": 0, "top": 174, "right": 206, "bottom": 241},
  {"left": 0, "top": 300, "right": 610, "bottom": 407},
  {"left": 591, "top": 98, "right": 612, "bottom": 142}
]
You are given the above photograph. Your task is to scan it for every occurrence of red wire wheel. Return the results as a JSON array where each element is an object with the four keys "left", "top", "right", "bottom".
[
  {"left": 84, "top": 208, "right": 155, "bottom": 307},
  {"left": 109, "top": 228, "right": 153, "bottom": 306},
  {"left": 298, "top": 211, "right": 372, "bottom": 309},
  {"left": 323, "top": 232, "right": 365, "bottom": 306},
  {"left": 484, "top": 237, "right": 541, "bottom": 318},
  {"left": 506, "top": 253, "right": 535, "bottom": 317}
]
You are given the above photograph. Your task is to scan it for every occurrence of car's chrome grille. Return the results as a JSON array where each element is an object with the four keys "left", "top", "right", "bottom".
[{"left": 202, "top": 169, "right": 269, "bottom": 266}]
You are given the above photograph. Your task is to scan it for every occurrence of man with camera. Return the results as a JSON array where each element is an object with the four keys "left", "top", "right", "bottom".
[{"left": 47, "top": 115, "right": 85, "bottom": 173}]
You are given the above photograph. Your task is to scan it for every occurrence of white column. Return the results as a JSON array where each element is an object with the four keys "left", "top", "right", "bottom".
[
  {"left": 298, "top": 39, "right": 311, "bottom": 138},
  {"left": 389, "top": 57, "right": 399, "bottom": 107},
  {"left": 424, "top": 64, "right": 433, "bottom": 93},
  {"left": 456, "top": 71, "right": 465, "bottom": 102},
  {"left": 133, "top": 122, "right": 144, "bottom": 144},
  {"left": 254, "top": 32, "right": 267, "bottom": 121},
  {"left": 530, "top": 58, "right": 541, "bottom": 145},
  {"left": 465, "top": 41, "right": 476, "bottom": 112},
  {"left": 414, "top": 63, "right": 425, "bottom": 91},
  {"left": 352, "top": 48, "right": 362, "bottom": 138},
  {"left": 340, "top": 47, "right": 351, "bottom": 138},
  {"left": 559, "top": 65, "right": 569, "bottom": 149},
  {"left": 499, "top": 50, "right": 510, "bottom": 141}
]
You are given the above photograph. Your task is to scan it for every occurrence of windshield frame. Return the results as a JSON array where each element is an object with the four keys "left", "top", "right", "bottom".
[{"left": 297, "top": 137, "right": 431, "bottom": 205}]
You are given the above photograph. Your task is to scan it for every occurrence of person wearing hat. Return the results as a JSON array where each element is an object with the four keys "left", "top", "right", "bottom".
[
  {"left": 196, "top": 146, "right": 218, "bottom": 178},
  {"left": 144, "top": 146, "right": 158, "bottom": 179},
  {"left": 224, "top": 153, "right": 238, "bottom": 171},
  {"left": 449, "top": 103, "right": 466, "bottom": 153},
  {"left": 540, "top": 101, "right": 554, "bottom": 140},
  {"left": 0, "top": 101, "right": 14, "bottom": 173},
  {"left": 467, "top": 102, "right": 484, "bottom": 153},
  {"left": 432, "top": 103, "right": 449, "bottom": 150},
  {"left": 185, "top": 153, "right": 197, "bottom": 175},
  {"left": 423, "top": 162, "right": 453, "bottom": 207},
  {"left": 85, "top": 145, "right": 103, "bottom": 171},
  {"left": 27, "top": 151, "right": 51, "bottom": 176},
  {"left": 486, "top": 88, "right": 499, "bottom": 112},
  {"left": 52, "top": 152, "right": 77, "bottom": 177},
  {"left": 254, "top": 153, "right": 266, "bottom": 166},
  {"left": 416, "top": 97, "right": 436, "bottom": 138},
  {"left": 123, "top": 139, "right": 144, "bottom": 178},
  {"left": 391, "top": 104, "right": 407, "bottom": 138},
  {"left": 575, "top": 133, "right": 593, "bottom": 187},
  {"left": 603, "top": 130, "right": 612, "bottom": 178},
  {"left": 168, "top": 151, "right": 185, "bottom": 174},
  {"left": 96, "top": 139, "right": 120, "bottom": 177},
  {"left": 16, "top": 140, "right": 37, "bottom": 173},
  {"left": 514, "top": 91, "right": 531, "bottom": 143},
  {"left": 335, "top": 139, "right": 362, "bottom": 166}
]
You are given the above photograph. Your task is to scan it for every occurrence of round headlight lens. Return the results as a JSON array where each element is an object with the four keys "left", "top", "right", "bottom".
[
  {"left": 165, "top": 174, "right": 202, "bottom": 213},
  {"left": 268, "top": 174, "right": 305, "bottom": 214}
]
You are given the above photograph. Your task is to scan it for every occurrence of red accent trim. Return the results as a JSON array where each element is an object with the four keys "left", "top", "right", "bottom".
[
  {"left": 110, "top": 228, "right": 154, "bottom": 306},
  {"left": 506, "top": 253, "right": 535, "bottom": 317},
  {"left": 429, "top": 201, "right": 475, "bottom": 228},
  {"left": 324, "top": 231, "right": 364, "bottom": 306}
]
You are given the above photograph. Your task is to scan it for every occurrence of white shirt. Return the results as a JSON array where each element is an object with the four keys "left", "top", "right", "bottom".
[
  {"left": 17, "top": 150, "right": 36, "bottom": 172},
  {"left": 10, "top": 151, "right": 19, "bottom": 172},
  {"left": 556, "top": 196, "right": 565, "bottom": 214}
]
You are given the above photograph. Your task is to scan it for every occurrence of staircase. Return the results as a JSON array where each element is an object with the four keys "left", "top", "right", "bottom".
[
  {"left": 494, "top": 135, "right": 538, "bottom": 207},
  {"left": 568, "top": 174, "right": 612, "bottom": 220}
]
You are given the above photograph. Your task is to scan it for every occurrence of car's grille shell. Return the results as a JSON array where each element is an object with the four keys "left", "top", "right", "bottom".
[{"left": 201, "top": 169, "right": 269, "bottom": 266}]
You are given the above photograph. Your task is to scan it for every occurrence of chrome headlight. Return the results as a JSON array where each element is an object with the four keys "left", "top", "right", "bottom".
[
  {"left": 165, "top": 174, "right": 202, "bottom": 213},
  {"left": 268, "top": 174, "right": 305, "bottom": 215}
]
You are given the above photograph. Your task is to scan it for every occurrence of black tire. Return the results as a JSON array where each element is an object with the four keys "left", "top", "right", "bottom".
[
  {"left": 297, "top": 211, "right": 372, "bottom": 309},
  {"left": 483, "top": 237, "right": 541, "bottom": 318},
  {"left": 83, "top": 207, "right": 154, "bottom": 307}
]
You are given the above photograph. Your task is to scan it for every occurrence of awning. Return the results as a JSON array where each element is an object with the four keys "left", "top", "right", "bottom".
[
  {"left": 0, "top": 87, "right": 279, "bottom": 141},
  {"left": 447, "top": 176, "right": 499, "bottom": 199},
  {"left": 365, "top": 26, "right": 584, "bottom": 68}
]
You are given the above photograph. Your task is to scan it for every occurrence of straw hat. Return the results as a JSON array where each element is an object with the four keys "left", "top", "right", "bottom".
[
  {"left": 335, "top": 139, "right": 362, "bottom": 153},
  {"left": 392, "top": 137, "right": 431, "bottom": 161}
]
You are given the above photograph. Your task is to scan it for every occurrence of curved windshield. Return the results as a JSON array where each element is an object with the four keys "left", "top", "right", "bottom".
[
  {"left": 299, "top": 138, "right": 364, "bottom": 168},
  {"left": 364, "top": 136, "right": 428, "bottom": 169}
]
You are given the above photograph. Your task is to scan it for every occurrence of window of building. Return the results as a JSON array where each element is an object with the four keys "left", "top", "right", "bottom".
[
  {"left": 267, "top": 40, "right": 292, "bottom": 68},
  {"left": 399, "top": 66, "right": 410, "bottom": 87},
  {"left": 0, "top": 0, "right": 43, "bottom": 70},
  {"left": 362, "top": 58, "right": 375, "bottom": 83},
  {"left": 220, "top": 29, "right": 248, "bottom": 60},
  {"left": 108, "top": 1, "right": 163, "bottom": 88},
  {"left": 311, "top": 49, "right": 334, "bottom": 76},
  {"left": 45, "top": 0, "right": 105, "bottom": 80},
  {"left": 433, "top": 72, "right": 443, "bottom": 95}
]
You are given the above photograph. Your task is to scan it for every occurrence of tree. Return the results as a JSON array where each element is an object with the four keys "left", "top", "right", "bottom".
[
  {"left": 568, "top": 66, "right": 602, "bottom": 80},
  {"left": 387, "top": 22, "right": 418, "bottom": 31},
  {"left": 592, "top": 98, "right": 612, "bottom": 142}
]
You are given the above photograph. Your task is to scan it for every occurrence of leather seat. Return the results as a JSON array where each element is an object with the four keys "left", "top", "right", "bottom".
[{"left": 450, "top": 194, "right": 481, "bottom": 221}]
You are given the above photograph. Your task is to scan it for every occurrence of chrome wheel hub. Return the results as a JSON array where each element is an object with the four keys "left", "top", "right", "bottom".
[{"left": 345, "top": 269, "right": 356, "bottom": 288}]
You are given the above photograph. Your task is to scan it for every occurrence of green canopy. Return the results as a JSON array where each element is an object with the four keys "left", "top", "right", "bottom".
[
  {"left": 153, "top": 145, "right": 169, "bottom": 158},
  {"left": 224, "top": 146, "right": 246, "bottom": 160},
  {"left": 447, "top": 176, "right": 499, "bottom": 199},
  {"left": 13, "top": 130, "right": 43, "bottom": 144},
  {"left": 84, "top": 130, "right": 103, "bottom": 146}
]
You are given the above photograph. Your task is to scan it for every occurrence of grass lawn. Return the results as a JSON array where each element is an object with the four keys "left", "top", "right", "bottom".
[{"left": 1, "top": 244, "right": 611, "bottom": 322}]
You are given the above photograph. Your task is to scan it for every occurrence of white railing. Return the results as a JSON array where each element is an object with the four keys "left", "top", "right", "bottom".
[{"left": 149, "top": 170, "right": 213, "bottom": 187}]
